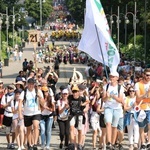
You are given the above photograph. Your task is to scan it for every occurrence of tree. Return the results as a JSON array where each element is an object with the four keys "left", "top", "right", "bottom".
[{"left": 24, "top": 0, "right": 53, "bottom": 26}]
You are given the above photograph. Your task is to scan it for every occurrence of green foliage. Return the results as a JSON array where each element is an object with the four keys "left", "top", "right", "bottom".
[{"left": 24, "top": 0, "right": 53, "bottom": 26}]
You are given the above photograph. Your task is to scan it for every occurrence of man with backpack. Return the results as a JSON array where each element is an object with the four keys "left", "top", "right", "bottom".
[
  {"left": 18, "top": 78, "right": 44, "bottom": 150},
  {"left": 102, "top": 71, "right": 124, "bottom": 150},
  {"left": 68, "top": 85, "right": 89, "bottom": 150},
  {"left": 1, "top": 84, "right": 16, "bottom": 149}
]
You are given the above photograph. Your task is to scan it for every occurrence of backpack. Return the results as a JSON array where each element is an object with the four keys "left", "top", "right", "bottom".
[
  {"left": 106, "top": 84, "right": 121, "bottom": 96},
  {"left": 23, "top": 88, "right": 38, "bottom": 105},
  {"left": 89, "top": 67, "right": 94, "bottom": 77}
]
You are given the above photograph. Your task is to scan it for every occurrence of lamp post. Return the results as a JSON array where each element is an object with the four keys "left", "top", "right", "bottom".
[
  {"left": 11, "top": 7, "right": 21, "bottom": 48},
  {"left": 110, "top": 6, "right": 121, "bottom": 51},
  {"left": 125, "top": 2, "right": 138, "bottom": 63},
  {"left": 36, "top": 0, "right": 46, "bottom": 29}
]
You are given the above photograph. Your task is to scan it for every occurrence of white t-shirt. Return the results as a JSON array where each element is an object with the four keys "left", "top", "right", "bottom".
[
  {"left": 57, "top": 99, "right": 69, "bottom": 120},
  {"left": 19, "top": 89, "right": 43, "bottom": 116},
  {"left": 125, "top": 96, "right": 136, "bottom": 113},
  {"left": 11, "top": 100, "right": 19, "bottom": 119},
  {"left": 103, "top": 84, "right": 124, "bottom": 109},
  {"left": 1, "top": 94, "right": 14, "bottom": 117}
]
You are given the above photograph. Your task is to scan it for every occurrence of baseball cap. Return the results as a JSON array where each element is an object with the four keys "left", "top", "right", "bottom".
[
  {"left": 62, "top": 89, "right": 69, "bottom": 94},
  {"left": 27, "top": 78, "right": 35, "bottom": 84},
  {"left": 72, "top": 85, "right": 79, "bottom": 91},
  {"left": 49, "top": 73, "right": 53, "bottom": 76},
  {"left": 0, "top": 80, "right": 3, "bottom": 84},
  {"left": 41, "top": 86, "right": 49, "bottom": 92},
  {"left": 109, "top": 71, "right": 119, "bottom": 77},
  {"left": 137, "top": 110, "right": 146, "bottom": 122}
]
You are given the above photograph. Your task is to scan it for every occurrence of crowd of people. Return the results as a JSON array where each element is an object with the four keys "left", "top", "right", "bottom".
[{"left": 0, "top": 55, "right": 150, "bottom": 150}]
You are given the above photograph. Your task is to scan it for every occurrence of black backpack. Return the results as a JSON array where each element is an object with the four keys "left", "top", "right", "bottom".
[
  {"left": 106, "top": 84, "right": 121, "bottom": 96},
  {"left": 89, "top": 67, "right": 94, "bottom": 77}
]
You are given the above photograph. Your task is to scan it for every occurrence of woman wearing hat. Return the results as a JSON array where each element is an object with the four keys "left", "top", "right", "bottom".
[
  {"left": 40, "top": 86, "right": 55, "bottom": 150},
  {"left": 14, "top": 81, "right": 24, "bottom": 92},
  {"left": 57, "top": 89, "right": 70, "bottom": 149}
]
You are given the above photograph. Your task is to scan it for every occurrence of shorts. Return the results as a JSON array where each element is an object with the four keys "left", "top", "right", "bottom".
[
  {"left": 70, "top": 115, "right": 83, "bottom": 130},
  {"left": 137, "top": 110, "right": 150, "bottom": 128},
  {"left": 100, "top": 114, "right": 106, "bottom": 128},
  {"left": 3, "top": 115, "right": 12, "bottom": 127},
  {"left": 117, "top": 117, "right": 124, "bottom": 131},
  {"left": 104, "top": 108, "right": 122, "bottom": 127},
  {"left": 91, "top": 120, "right": 101, "bottom": 131},
  {"left": 24, "top": 114, "right": 41, "bottom": 127}
]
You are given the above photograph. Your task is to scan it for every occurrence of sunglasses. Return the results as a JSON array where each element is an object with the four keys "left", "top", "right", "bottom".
[
  {"left": 72, "top": 90, "right": 78, "bottom": 93},
  {"left": 62, "top": 93, "right": 68, "bottom": 95},
  {"left": 129, "top": 90, "right": 135, "bottom": 92},
  {"left": 145, "top": 74, "right": 150, "bottom": 77}
]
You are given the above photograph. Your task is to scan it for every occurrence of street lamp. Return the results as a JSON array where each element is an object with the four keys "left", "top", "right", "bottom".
[
  {"left": 11, "top": 7, "right": 21, "bottom": 48},
  {"left": 36, "top": 0, "right": 46, "bottom": 29},
  {"left": 110, "top": 6, "right": 121, "bottom": 51},
  {"left": 125, "top": 2, "right": 138, "bottom": 64},
  {"left": 0, "top": 15, "right": 3, "bottom": 60}
]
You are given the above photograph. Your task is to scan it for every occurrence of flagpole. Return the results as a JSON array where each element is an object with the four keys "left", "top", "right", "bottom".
[{"left": 94, "top": 24, "right": 109, "bottom": 80}]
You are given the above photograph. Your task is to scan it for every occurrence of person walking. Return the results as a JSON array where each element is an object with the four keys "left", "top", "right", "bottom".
[
  {"left": 135, "top": 68, "right": 150, "bottom": 149},
  {"left": 102, "top": 71, "right": 124, "bottom": 149},
  {"left": 18, "top": 78, "right": 44, "bottom": 150},
  {"left": 57, "top": 89, "right": 70, "bottom": 149},
  {"left": 11, "top": 89, "right": 26, "bottom": 150},
  {"left": 40, "top": 86, "right": 55, "bottom": 150},
  {"left": 124, "top": 87, "right": 139, "bottom": 150},
  {"left": 1, "top": 84, "right": 16, "bottom": 149}
]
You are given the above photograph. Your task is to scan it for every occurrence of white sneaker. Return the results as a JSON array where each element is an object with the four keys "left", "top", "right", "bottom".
[
  {"left": 21, "top": 146, "right": 26, "bottom": 149},
  {"left": 17, "top": 147, "right": 21, "bottom": 150},
  {"left": 45, "top": 146, "right": 50, "bottom": 150},
  {"left": 41, "top": 145, "right": 45, "bottom": 149}
]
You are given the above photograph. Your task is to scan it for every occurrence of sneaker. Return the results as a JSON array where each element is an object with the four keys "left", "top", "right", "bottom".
[
  {"left": 28, "top": 146, "right": 33, "bottom": 150},
  {"left": 141, "top": 144, "right": 146, "bottom": 150},
  {"left": 147, "top": 144, "right": 150, "bottom": 150},
  {"left": 45, "top": 146, "right": 50, "bottom": 150},
  {"left": 21, "top": 146, "right": 26, "bottom": 149},
  {"left": 7, "top": 143, "right": 11, "bottom": 149},
  {"left": 59, "top": 143, "right": 63, "bottom": 149},
  {"left": 33, "top": 145, "right": 38, "bottom": 150},
  {"left": 10, "top": 143, "right": 15, "bottom": 149},
  {"left": 41, "top": 145, "right": 45, "bottom": 149},
  {"left": 106, "top": 142, "right": 115, "bottom": 150},
  {"left": 118, "top": 144, "right": 124, "bottom": 150},
  {"left": 77, "top": 144, "right": 83, "bottom": 150},
  {"left": 17, "top": 147, "right": 21, "bottom": 150}
]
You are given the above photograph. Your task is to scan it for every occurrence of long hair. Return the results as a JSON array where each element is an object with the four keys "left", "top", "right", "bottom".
[{"left": 42, "top": 91, "right": 53, "bottom": 108}]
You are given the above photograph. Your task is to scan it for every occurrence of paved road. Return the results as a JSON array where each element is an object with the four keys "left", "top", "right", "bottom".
[{"left": 0, "top": 41, "right": 129, "bottom": 150}]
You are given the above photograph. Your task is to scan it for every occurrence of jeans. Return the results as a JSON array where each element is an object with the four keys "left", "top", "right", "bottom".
[{"left": 40, "top": 117, "right": 53, "bottom": 147}]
